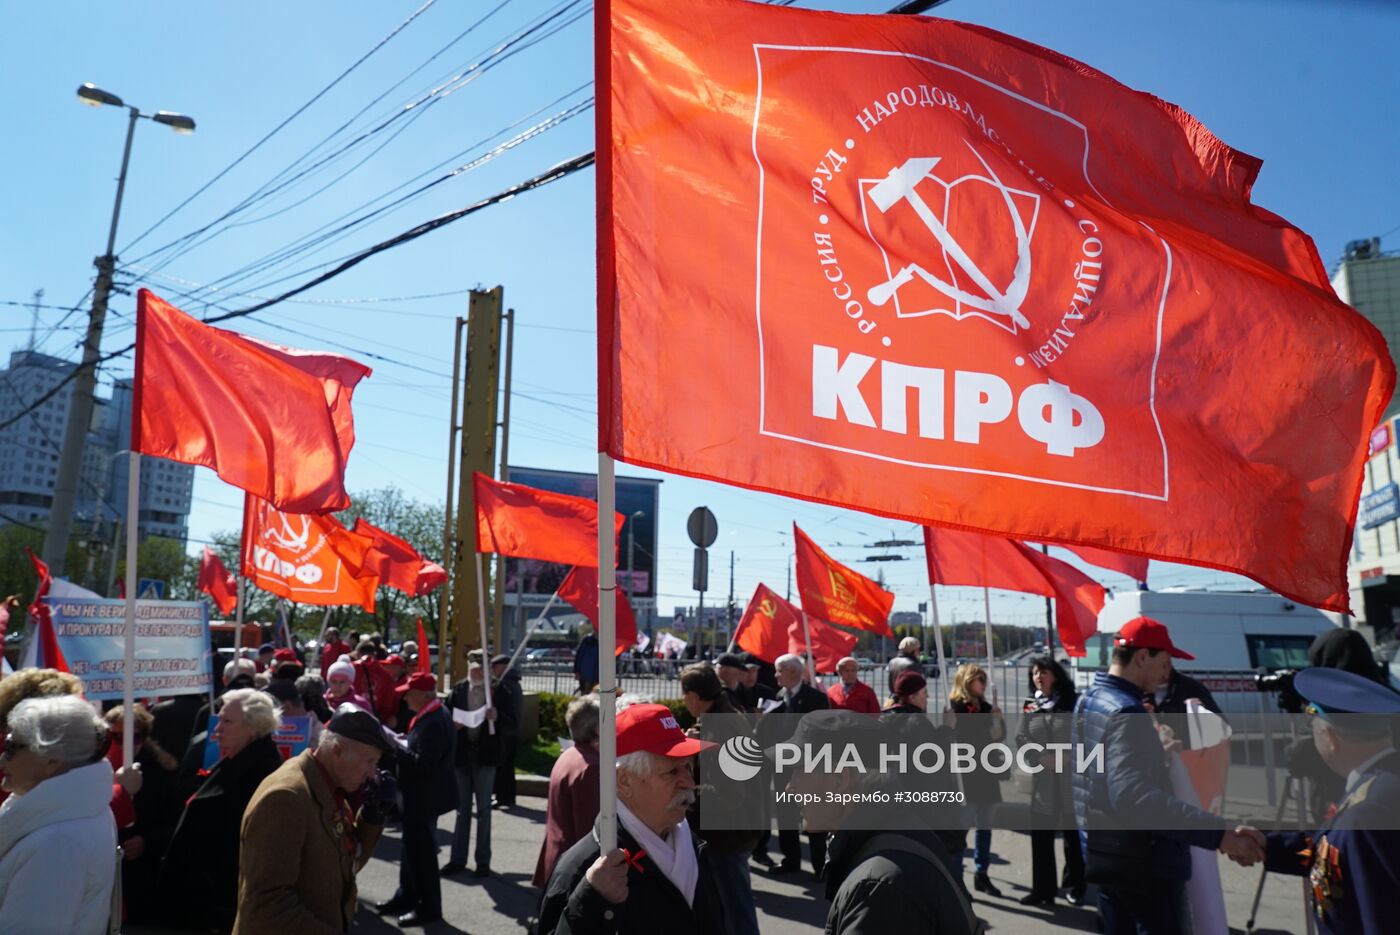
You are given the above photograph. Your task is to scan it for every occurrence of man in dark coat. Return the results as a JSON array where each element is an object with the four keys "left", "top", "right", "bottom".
[
  {"left": 492, "top": 653, "right": 525, "bottom": 808},
  {"left": 160, "top": 727, "right": 284, "bottom": 930},
  {"left": 763, "top": 653, "right": 830, "bottom": 876},
  {"left": 442, "top": 660, "right": 511, "bottom": 877},
  {"left": 536, "top": 704, "right": 726, "bottom": 935},
  {"left": 376, "top": 672, "right": 457, "bottom": 927}
]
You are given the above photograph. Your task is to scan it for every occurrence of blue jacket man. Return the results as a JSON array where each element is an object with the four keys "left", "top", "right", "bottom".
[
  {"left": 1072, "top": 616, "right": 1262, "bottom": 934},
  {"left": 1263, "top": 666, "right": 1400, "bottom": 935}
]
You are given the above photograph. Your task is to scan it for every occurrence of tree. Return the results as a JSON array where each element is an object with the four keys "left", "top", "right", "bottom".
[{"left": 116, "top": 536, "right": 197, "bottom": 601}]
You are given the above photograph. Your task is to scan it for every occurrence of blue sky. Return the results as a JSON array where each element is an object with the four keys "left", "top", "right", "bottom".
[{"left": 2, "top": 0, "right": 1397, "bottom": 632}]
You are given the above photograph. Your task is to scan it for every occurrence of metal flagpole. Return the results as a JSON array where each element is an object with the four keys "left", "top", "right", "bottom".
[
  {"left": 235, "top": 577, "right": 247, "bottom": 659},
  {"left": 982, "top": 585, "right": 996, "bottom": 706},
  {"left": 597, "top": 452, "right": 618, "bottom": 853},
  {"left": 500, "top": 583, "right": 565, "bottom": 677},
  {"left": 799, "top": 612, "right": 817, "bottom": 684},
  {"left": 928, "top": 584, "right": 949, "bottom": 710},
  {"left": 121, "top": 451, "right": 141, "bottom": 770},
  {"left": 473, "top": 552, "right": 496, "bottom": 732}
]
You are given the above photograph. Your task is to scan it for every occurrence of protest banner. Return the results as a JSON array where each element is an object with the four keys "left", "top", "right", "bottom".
[
  {"left": 204, "top": 714, "right": 315, "bottom": 768},
  {"left": 42, "top": 597, "right": 211, "bottom": 701}
]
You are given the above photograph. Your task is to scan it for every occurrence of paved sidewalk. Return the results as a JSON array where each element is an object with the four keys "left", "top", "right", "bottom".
[{"left": 351, "top": 799, "right": 1308, "bottom": 934}]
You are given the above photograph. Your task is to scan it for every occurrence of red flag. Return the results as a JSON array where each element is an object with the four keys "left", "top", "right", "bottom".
[
  {"left": 474, "top": 472, "right": 623, "bottom": 565},
  {"left": 734, "top": 583, "right": 800, "bottom": 663},
  {"left": 1059, "top": 544, "right": 1149, "bottom": 585},
  {"left": 24, "top": 546, "right": 51, "bottom": 619},
  {"left": 801, "top": 615, "right": 858, "bottom": 674},
  {"left": 416, "top": 618, "right": 432, "bottom": 675},
  {"left": 351, "top": 518, "right": 425, "bottom": 596},
  {"left": 558, "top": 566, "right": 637, "bottom": 653},
  {"left": 415, "top": 561, "right": 447, "bottom": 597},
  {"left": 1021, "top": 548, "right": 1106, "bottom": 657},
  {"left": 197, "top": 547, "right": 239, "bottom": 616},
  {"left": 598, "top": 0, "right": 1393, "bottom": 613},
  {"left": 134, "top": 290, "right": 371, "bottom": 514},
  {"left": 241, "top": 495, "right": 379, "bottom": 611},
  {"left": 794, "top": 524, "right": 894, "bottom": 636},
  {"left": 923, "top": 526, "right": 1104, "bottom": 656}
]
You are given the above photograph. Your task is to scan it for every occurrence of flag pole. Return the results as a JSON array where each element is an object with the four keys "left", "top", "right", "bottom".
[
  {"left": 235, "top": 576, "right": 247, "bottom": 660},
  {"left": 597, "top": 452, "right": 618, "bottom": 853},
  {"left": 121, "top": 450, "right": 140, "bottom": 770},
  {"left": 982, "top": 585, "right": 996, "bottom": 706},
  {"left": 500, "top": 582, "right": 564, "bottom": 677},
  {"left": 474, "top": 552, "right": 496, "bottom": 732},
  {"left": 799, "top": 611, "right": 816, "bottom": 685},
  {"left": 928, "top": 583, "right": 949, "bottom": 711}
]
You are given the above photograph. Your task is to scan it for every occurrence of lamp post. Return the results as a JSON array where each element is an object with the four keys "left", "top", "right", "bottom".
[
  {"left": 42, "top": 84, "right": 195, "bottom": 573},
  {"left": 625, "top": 510, "right": 645, "bottom": 638}
]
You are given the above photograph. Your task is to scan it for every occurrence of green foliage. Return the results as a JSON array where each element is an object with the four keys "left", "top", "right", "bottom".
[
  {"left": 0, "top": 524, "right": 97, "bottom": 601},
  {"left": 516, "top": 736, "right": 562, "bottom": 777},
  {"left": 532, "top": 691, "right": 690, "bottom": 743}
]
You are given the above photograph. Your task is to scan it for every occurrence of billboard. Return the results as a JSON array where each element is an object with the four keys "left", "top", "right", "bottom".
[
  {"left": 44, "top": 597, "right": 212, "bottom": 701},
  {"left": 502, "top": 466, "right": 661, "bottom": 608}
]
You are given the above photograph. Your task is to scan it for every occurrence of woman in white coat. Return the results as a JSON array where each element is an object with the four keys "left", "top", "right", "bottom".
[{"left": 0, "top": 694, "right": 118, "bottom": 935}]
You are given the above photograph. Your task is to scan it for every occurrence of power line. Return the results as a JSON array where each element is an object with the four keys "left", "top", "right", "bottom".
[{"left": 116, "top": 0, "right": 446, "bottom": 257}]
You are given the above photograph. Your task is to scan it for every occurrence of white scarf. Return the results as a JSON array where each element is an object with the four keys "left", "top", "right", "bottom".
[{"left": 616, "top": 799, "right": 699, "bottom": 907}]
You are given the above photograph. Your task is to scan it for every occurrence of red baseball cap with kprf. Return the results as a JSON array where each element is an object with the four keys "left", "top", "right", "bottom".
[
  {"left": 1114, "top": 616, "right": 1195, "bottom": 660},
  {"left": 616, "top": 703, "right": 717, "bottom": 758}
]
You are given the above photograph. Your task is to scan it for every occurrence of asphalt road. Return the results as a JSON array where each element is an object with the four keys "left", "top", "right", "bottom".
[{"left": 350, "top": 799, "right": 1309, "bottom": 934}]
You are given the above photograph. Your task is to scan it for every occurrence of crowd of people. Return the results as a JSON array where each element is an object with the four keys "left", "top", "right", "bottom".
[{"left": 0, "top": 615, "right": 1394, "bottom": 934}]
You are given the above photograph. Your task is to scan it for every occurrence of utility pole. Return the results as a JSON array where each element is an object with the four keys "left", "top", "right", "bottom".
[
  {"left": 44, "top": 108, "right": 138, "bottom": 573},
  {"left": 27, "top": 290, "right": 42, "bottom": 351},
  {"left": 491, "top": 307, "right": 515, "bottom": 654},
  {"left": 437, "top": 317, "right": 465, "bottom": 687},
  {"left": 1042, "top": 543, "right": 1056, "bottom": 658},
  {"left": 727, "top": 550, "right": 735, "bottom": 645},
  {"left": 44, "top": 87, "right": 195, "bottom": 573},
  {"left": 448, "top": 287, "right": 503, "bottom": 681}
]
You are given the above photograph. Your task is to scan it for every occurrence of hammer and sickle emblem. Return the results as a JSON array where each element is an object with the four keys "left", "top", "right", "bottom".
[
  {"left": 866, "top": 140, "right": 1033, "bottom": 331},
  {"left": 759, "top": 598, "right": 777, "bottom": 619},
  {"left": 263, "top": 512, "right": 312, "bottom": 553}
]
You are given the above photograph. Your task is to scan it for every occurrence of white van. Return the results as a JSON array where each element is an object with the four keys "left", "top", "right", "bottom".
[{"left": 1080, "top": 589, "right": 1340, "bottom": 672}]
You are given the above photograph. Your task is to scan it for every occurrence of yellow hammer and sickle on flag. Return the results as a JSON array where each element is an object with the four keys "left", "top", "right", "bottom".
[
  {"left": 760, "top": 598, "right": 776, "bottom": 619},
  {"left": 828, "top": 569, "right": 858, "bottom": 605}
]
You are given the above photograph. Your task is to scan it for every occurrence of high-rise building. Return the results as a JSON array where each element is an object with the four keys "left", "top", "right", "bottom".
[
  {"left": 0, "top": 350, "right": 194, "bottom": 561},
  {"left": 1338, "top": 238, "right": 1400, "bottom": 640}
]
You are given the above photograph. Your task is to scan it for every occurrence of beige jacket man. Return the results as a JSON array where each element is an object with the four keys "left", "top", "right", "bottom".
[{"left": 233, "top": 714, "right": 387, "bottom": 934}]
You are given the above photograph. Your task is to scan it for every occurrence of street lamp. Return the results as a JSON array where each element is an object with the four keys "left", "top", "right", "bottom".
[
  {"left": 625, "top": 510, "right": 646, "bottom": 636},
  {"left": 42, "top": 85, "right": 195, "bottom": 573}
]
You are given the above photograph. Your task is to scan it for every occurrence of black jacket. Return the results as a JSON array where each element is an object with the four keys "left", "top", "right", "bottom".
[
  {"left": 1015, "top": 691, "right": 1077, "bottom": 819},
  {"left": 948, "top": 699, "right": 1003, "bottom": 805},
  {"left": 688, "top": 693, "right": 762, "bottom": 856},
  {"left": 497, "top": 670, "right": 524, "bottom": 735},
  {"left": 1154, "top": 670, "right": 1221, "bottom": 716},
  {"left": 535, "top": 819, "right": 725, "bottom": 935},
  {"left": 159, "top": 734, "right": 285, "bottom": 931},
  {"left": 447, "top": 680, "right": 513, "bottom": 767},
  {"left": 824, "top": 826, "right": 972, "bottom": 935},
  {"left": 397, "top": 702, "right": 458, "bottom": 820},
  {"left": 773, "top": 681, "right": 830, "bottom": 716}
]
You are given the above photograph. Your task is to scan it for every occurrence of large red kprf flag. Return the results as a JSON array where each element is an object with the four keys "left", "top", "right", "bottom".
[
  {"left": 598, "top": 0, "right": 1393, "bottom": 612},
  {"left": 241, "top": 496, "right": 379, "bottom": 611},
  {"left": 923, "top": 525, "right": 1105, "bottom": 655},
  {"left": 135, "top": 290, "right": 371, "bottom": 514},
  {"left": 558, "top": 565, "right": 637, "bottom": 653},
  {"left": 794, "top": 524, "right": 894, "bottom": 637},
  {"left": 474, "top": 473, "right": 623, "bottom": 566},
  {"left": 197, "top": 547, "right": 239, "bottom": 616}
]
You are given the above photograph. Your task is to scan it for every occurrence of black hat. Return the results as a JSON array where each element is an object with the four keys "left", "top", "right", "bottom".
[
  {"left": 491, "top": 654, "right": 511, "bottom": 666},
  {"left": 263, "top": 679, "right": 301, "bottom": 705},
  {"left": 716, "top": 652, "right": 746, "bottom": 669},
  {"left": 326, "top": 704, "right": 395, "bottom": 754},
  {"left": 738, "top": 652, "right": 762, "bottom": 670}
]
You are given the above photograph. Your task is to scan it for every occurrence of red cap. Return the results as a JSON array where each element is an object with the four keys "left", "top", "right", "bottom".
[
  {"left": 1114, "top": 616, "right": 1194, "bottom": 660},
  {"left": 616, "top": 703, "right": 717, "bottom": 758},
  {"left": 385, "top": 654, "right": 406, "bottom": 667},
  {"left": 396, "top": 672, "right": 437, "bottom": 694},
  {"left": 273, "top": 648, "right": 299, "bottom": 663}
]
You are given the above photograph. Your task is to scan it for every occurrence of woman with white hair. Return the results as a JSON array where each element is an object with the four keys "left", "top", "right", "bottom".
[
  {"left": 159, "top": 688, "right": 284, "bottom": 931},
  {"left": 0, "top": 694, "right": 117, "bottom": 934}
]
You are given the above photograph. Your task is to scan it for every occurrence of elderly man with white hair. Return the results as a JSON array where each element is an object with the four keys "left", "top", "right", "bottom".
[
  {"left": 766, "top": 653, "right": 830, "bottom": 877},
  {"left": 887, "top": 636, "right": 926, "bottom": 697},
  {"left": 0, "top": 694, "right": 117, "bottom": 933},
  {"left": 535, "top": 703, "right": 727, "bottom": 935},
  {"left": 826, "top": 657, "right": 880, "bottom": 714}
]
